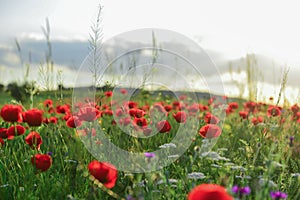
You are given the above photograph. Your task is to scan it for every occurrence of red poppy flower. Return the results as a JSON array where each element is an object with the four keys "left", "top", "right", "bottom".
[
  {"left": 187, "top": 104, "right": 199, "bottom": 115},
  {"left": 120, "top": 88, "right": 128, "bottom": 95},
  {"left": 49, "top": 116, "right": 58, "bottom": 124},
  {"left": 7, "top": 125, "right": 26, "bottom": 139},
  {"left": 228, "top": 102, "right": 238, "bottom": 109},
  {"left": 173, "top": 111, "right": 187, "bottom": 123},
  {"left": 0, "top": 128, "right": 8, "bottom": 139},
  {"left": 188, "top": 184, "right": 233, "bottom": 200},
  {"left": 43, "top": 117, "right": 58, "bottom": 124},
  {"left": 129, "top": 108, "right": 145, "bottom": 118},
  {"left": 199, "top": 104, "right": 209, "bottom": 112},
  {"left": 141, "top": 105, "right": 150, "bottom": 112},
  {"left": 0, "top": 138, "right": 4, "bottom": 146},
  {"left": 0, "top": 104, "right": 23, "bottom": 123},
  {"left": 143, "top": 127, "right": 152, "bottom": 136},
  {"left": 291, "top": 104, "right": 299, "bottom": 114},
  {"left": 56, "top": 104, "right": 70, "bottom": 114},
  {"left": 244, "top": 102, "right": 256, "bottom": 113},
  {"left": 208, "top": 97, "right": 216, "bottom": 106},
  {"left": 150, "top": 103, "right": 167, "bottom": 119},
  {"left": 267, "top": 106, "right": 281, "bottom": 117},
  {"left": 164, "top": 105, "right": 172, "bottom": 112},
  {"left": 78, "top": 106, "right": 101, "bottom": 122},
  {"left": 104, "top": 91, "right": 113, "bottom": 97},
  {"left": 156, "top": 120, "right": 171, "bottom": 133},
  {"left": 179, "top": 95, "right": 187, "bottom": 100},
  {"left": 102, "top": 109, "right": 113, "bottom": 117},
  {"left": 88, "top": 160, "right": 118, "bottom": 189},
  {"left": 102, "top": 104, "right": 109, "bottom": 110},
  {"left": 128, "top": 108, "right": 136, "bottom": 117},
  {"left": 119, "top": 117, "right": 131, "bottom": 126},
  {"left": 62, "top": 113, "right": 71, "bottom": 121},
  {"left": 133, "top": 117, "right": 148, "bottom": 128},
  {"left": 23, "top": 108, "right": 43, "bottom": 126},
  {"left": 66, "top": 116, "right": 82, "bottom": 128},
  {"left": 25, "top": 131, "right": 42, "bottom": 150},
  {"left": 292, "top": 112, "right": 300, "bottom": 121},
  {"left": 43, "top": 99, "right": 53, "bottom": 108},
  {"left": 43, "top": 118, "right": 50, "bottom": 124},
  {"left": 252, "top": 116, "right": 264, "bottom": 125},
  {"left": 127, "top": 101, "right": 138, "bottom": 109},
  {"left": 204, "top": 112, "right": 220, "bottom": 124},
  {"left": 115, "top": 108, "right": 125, "bottom": 117},
  {"left": 47, "top": 107, "right": 54, "bottom": 114},
  {"left": 199, "top": 124, "right": 221, "bottom": 138},
  {"left": 172, "top": 101, "right": 182, "bottom": 110},
  {"left": 239, "top": 111, "right": 249, "bottom": 119},
  {"left": 31, "top": 154, "right": 52, "bottom": 172},
  {"left": 111, "top": 119, "right": 116, "bottom": 126}
]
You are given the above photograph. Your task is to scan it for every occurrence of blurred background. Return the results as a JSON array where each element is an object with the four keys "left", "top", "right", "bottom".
[{"left": 0, "top": 0, "right": 299, "bottom": 104}]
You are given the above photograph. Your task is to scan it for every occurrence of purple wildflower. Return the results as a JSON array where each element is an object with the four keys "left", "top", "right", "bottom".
[
  {"left": 232, "top": 185, "right": 239, "bottom": 193},
  {"left": 240, "top": 186, "right": 251, "bottom": 195},
  {"left": 270, "top": 191, "right": 288, "bottom": 199},
  {"left": 232, "top": 185, "right": 251, "bottom": 197},
  {"left": 126, "top": 195, "right": 136, "bottom": 200},
  {"left": 144, "top": 152, "right": 155, "bottom": 158}
]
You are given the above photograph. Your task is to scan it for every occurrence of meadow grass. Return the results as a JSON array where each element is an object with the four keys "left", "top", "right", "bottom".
[{"left": 0, "top": 89, "right": 299, "bottom": 200}]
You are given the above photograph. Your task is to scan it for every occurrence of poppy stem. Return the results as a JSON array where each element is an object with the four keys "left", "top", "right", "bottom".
[{"left": 89, "top": 122, "right": 93, "bottom": 161}]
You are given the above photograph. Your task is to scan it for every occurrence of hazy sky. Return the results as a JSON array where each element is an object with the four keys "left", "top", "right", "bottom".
[
  {"left": 1, "top": 0, "right": 300, "bottom": 67},
  {"left": 0, "top": 0, "right": 299, "bottom": 103}
]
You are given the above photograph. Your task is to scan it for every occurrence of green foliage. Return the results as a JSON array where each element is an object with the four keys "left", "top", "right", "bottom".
[
  {"left": 5, "top": 81, "right": 37, "bottom": 103},
  {"left": 0, "top": 91, "right": 299, "bottom": 199}
]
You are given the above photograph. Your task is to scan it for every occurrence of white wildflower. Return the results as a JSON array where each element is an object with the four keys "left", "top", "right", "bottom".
[
  {"left": 201, "top": 151, "right": 230, "bottom": 161},
  {"left": 156, "top": 179, "right": 178, "bottom": 185},
  {"left": 64, "top": 159, "right": 78, "bottom": 164},
  {"left": 231, "top": 165, "right": 246, "bottom": 172},
  {"left": 211, "top": 164, "right": 222, "bottom": 168},
  {"left": 159, "top": 143, "right": 177, "bottom": 148},
  {"left": 258, "top": 178, "right": 277, "bottom": 187},
  {"left": 217, "top": 148, "right": 228, "bottom": 151},
  {"left": 67, "top": 194, "right": 76, "bottom": 200},
  {"left": 188, "top": 172, "right": 206, "bottom": 180},
  {"left": 272, "top": 161, "right": 283, "bottom": 168},
  {"left": 235, "top": 175, "right": 252, "bottom": 179},
  {"left": 0, "top": 184, "right": 9, "bottom": 188},
  {"left": 168, "top": 155, "right": 179, "bottom": 159}
]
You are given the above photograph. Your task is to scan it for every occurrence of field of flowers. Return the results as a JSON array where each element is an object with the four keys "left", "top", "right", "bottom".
[{"left": 0, "top": 89, "right": 299, "bottom": 199}]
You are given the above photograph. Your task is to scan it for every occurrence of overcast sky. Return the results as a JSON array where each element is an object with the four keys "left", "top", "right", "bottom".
[
  {"left": 0, "top": 0, "right": 299, "bottom": 103},
  {"left": 0, "top": 0, "right": 300, "bottom": 66}
]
